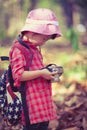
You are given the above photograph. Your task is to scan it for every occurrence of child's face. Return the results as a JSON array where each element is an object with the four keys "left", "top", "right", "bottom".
[{"left": 25, "top": 32, "right": 52, "bottom": 46}]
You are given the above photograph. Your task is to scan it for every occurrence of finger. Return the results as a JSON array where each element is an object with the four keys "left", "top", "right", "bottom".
[
  {"left": 52, "top": 72, "right": 57, "bottom": 75},
  {"left": 51, "top": 75, "right": 55, "bottom": 79}
]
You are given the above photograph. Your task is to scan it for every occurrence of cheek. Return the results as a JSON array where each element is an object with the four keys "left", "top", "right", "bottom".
[
  {"left": 44, "top": 36, "right": 51, "bottom": 41},
  {"left": 38, "top": 38, "right": 44, "bottom": 42}
]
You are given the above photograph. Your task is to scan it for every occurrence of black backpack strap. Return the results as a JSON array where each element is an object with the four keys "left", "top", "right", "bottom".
[
  {"left": 17, "top": 35, "right": 30, "bottom": 49},
  {"left": 0, "top": 56, "right": 9, "bottom": 61},
  {"left": 17, "top": 36, "right": 32, "bottom": 129},
  {"left": 17, "top": 35, "right": 33, "bottom": 70},
  {"left": 19, "top": 83, "right": 31, "bottom": 129}
]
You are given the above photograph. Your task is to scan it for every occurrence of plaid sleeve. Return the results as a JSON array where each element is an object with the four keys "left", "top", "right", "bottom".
[{"left": 10, "top": 48, "right": 26, "bottom": 88}]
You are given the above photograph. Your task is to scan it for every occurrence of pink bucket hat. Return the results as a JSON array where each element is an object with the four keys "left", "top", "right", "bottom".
[{"left": 21, "top": 8, "right": 62, "bottom": 37}]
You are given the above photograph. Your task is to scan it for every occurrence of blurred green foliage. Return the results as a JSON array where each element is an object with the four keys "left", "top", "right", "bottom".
[
  {"left": 0, "top": 27, "right": 7, "bottom": 40},
  {"left": 65, "top": 28, "right": 79, "bottom": 52}
]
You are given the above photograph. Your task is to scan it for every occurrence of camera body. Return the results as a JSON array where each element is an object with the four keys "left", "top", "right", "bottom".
[{"left": 45, "top": 64, "right": 63, "bottom": 82}]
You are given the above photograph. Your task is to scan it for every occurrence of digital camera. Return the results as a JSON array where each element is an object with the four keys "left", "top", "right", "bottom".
[{"left": 45, "top": 64, "right": 63, "bottom": 82}]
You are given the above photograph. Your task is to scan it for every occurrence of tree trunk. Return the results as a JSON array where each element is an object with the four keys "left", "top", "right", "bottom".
[
  {"left": 29, "top": 0, "right": 38, "bottom": 11},
  {"left": 60, "top": 0, "right": 74, "bottom": 28}
]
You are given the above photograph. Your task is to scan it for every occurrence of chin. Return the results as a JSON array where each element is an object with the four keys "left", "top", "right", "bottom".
[
  {"left": 40, "top": 42, "right": 45, "bottom": 45},
  {"left": 36, "top": 43, "right": 44, "bottom": 46}
]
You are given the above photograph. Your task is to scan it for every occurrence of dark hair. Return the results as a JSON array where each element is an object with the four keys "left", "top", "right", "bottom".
[
  {"left": 51, "top": 34, "right": 57, "bottom": 39},
  {"left": 19, "top": 31, "right": 29, "bottom": 39}
]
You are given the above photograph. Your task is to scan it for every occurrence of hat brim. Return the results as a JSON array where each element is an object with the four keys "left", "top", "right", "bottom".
[{"left": 21, "top": 23, "right": 62, "bottom": 37}]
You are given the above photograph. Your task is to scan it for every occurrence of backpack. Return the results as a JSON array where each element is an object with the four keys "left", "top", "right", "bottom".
[
  {"left": 0, "top": 37, "right": 33, "bottom": 127},
  {"left": 0, "top": 56, "right": 22, "bottom": 126}
]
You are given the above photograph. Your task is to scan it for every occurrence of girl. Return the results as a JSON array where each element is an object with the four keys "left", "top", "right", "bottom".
[{"left": 9, "top": 8, "right": 62, "bottom": 130}]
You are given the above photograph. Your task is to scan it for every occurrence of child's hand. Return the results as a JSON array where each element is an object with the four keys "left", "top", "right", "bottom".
[{"left": 41, "top": 69, "right": 57, "bottom": 80}]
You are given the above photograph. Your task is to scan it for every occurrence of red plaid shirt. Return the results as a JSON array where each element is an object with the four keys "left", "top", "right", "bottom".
[{"left": 9, "top": 40, "right": 57, "bottom": 125}]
